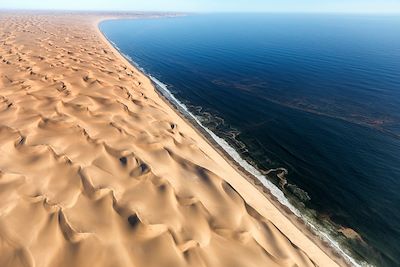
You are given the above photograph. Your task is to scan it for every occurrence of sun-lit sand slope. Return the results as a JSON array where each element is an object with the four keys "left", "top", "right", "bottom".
[{"left": 0, "top": 13, "right": 343, "bottom": 267}]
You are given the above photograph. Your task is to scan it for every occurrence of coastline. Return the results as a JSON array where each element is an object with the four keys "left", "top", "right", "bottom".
[
  {"left": 96, "top": 16, "right": 353, "bottom": 267},
  {"left": 0, "top": 11, "right": 355, "bottom": 267}
]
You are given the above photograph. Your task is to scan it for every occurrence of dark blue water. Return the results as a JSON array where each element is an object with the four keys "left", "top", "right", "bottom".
[{"left": 100, "top": 14, "right": 400, "bottom": 266}]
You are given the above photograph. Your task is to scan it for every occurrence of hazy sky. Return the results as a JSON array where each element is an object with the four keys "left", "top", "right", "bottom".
[{"left": 1, "top": 0, "right": 400, "bottom": 13}]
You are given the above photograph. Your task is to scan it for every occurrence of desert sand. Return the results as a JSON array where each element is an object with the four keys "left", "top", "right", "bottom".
[{"left": 0, "top": 12, "right": 346, "bottom": 267}]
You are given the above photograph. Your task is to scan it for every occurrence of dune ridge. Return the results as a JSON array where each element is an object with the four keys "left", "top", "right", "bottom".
[{"left": 0, "top": 12, "right": 345, "bottom": 267}]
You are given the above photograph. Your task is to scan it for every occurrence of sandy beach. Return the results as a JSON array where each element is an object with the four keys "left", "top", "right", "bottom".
[{"left": 0, "top": 12, "right": 347, "bottom": 267}]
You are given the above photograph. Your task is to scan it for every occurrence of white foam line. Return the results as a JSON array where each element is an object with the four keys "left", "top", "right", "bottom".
[
  {"left": 105, "top": 35, "right": 365, "bottom": 267},
  {"left": 150, "top": 72, "right": 361, "bottom": 266},
  {"left": 149, "top": 74, "right": 364, "bottom": 267}
]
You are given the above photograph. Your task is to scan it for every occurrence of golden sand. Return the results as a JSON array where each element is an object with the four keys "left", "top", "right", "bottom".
[{"left": 0, "top": 12, "right": 345, "bottom": 267}]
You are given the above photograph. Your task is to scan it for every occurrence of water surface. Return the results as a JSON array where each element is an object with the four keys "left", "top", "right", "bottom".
[{"left": 100, "top": 14, "right": 400, "bottom": 266}]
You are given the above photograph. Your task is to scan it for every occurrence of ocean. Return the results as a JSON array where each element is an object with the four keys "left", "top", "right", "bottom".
[{"left": 100, "top": 14, "right": 400, "bottom": 266}]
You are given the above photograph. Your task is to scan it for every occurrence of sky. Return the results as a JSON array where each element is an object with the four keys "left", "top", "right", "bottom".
[{"left": 1, "top": 0, "right": 400, "bottom": 13}]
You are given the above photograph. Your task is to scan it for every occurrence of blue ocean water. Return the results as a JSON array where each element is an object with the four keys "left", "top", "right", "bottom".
[{"left": 100, "top": 14, "right": 400, "bottom": 266}]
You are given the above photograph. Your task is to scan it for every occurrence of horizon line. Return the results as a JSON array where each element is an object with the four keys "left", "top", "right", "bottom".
[{"left": 1, "top": 8, "right": 400, "bottom": 15}]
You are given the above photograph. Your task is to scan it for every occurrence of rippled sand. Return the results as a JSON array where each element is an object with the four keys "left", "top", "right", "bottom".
[{"left": 0, "top": 12, "right": 344, "bottom": 267}]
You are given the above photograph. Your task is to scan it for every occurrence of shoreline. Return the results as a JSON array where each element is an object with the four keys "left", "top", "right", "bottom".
[{"left": 96, "top": 16, "right": 355, "bottom": 267}]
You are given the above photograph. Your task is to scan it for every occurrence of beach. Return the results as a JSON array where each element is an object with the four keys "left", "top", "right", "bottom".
[{"left": 0, "top": 12, "right": 346, "bottom": 267}]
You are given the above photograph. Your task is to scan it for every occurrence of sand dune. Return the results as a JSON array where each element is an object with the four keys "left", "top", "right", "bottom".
[{"left": 0, "top": 12, "right": 345, "bottom": 267}]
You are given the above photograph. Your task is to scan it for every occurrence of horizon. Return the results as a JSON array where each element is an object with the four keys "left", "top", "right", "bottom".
[
  {"left": 1, "top": 8, "right": 400, "bottom": 15},
  {"left": 1, "top": 0, "right": 400, "bottom": 14}
]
